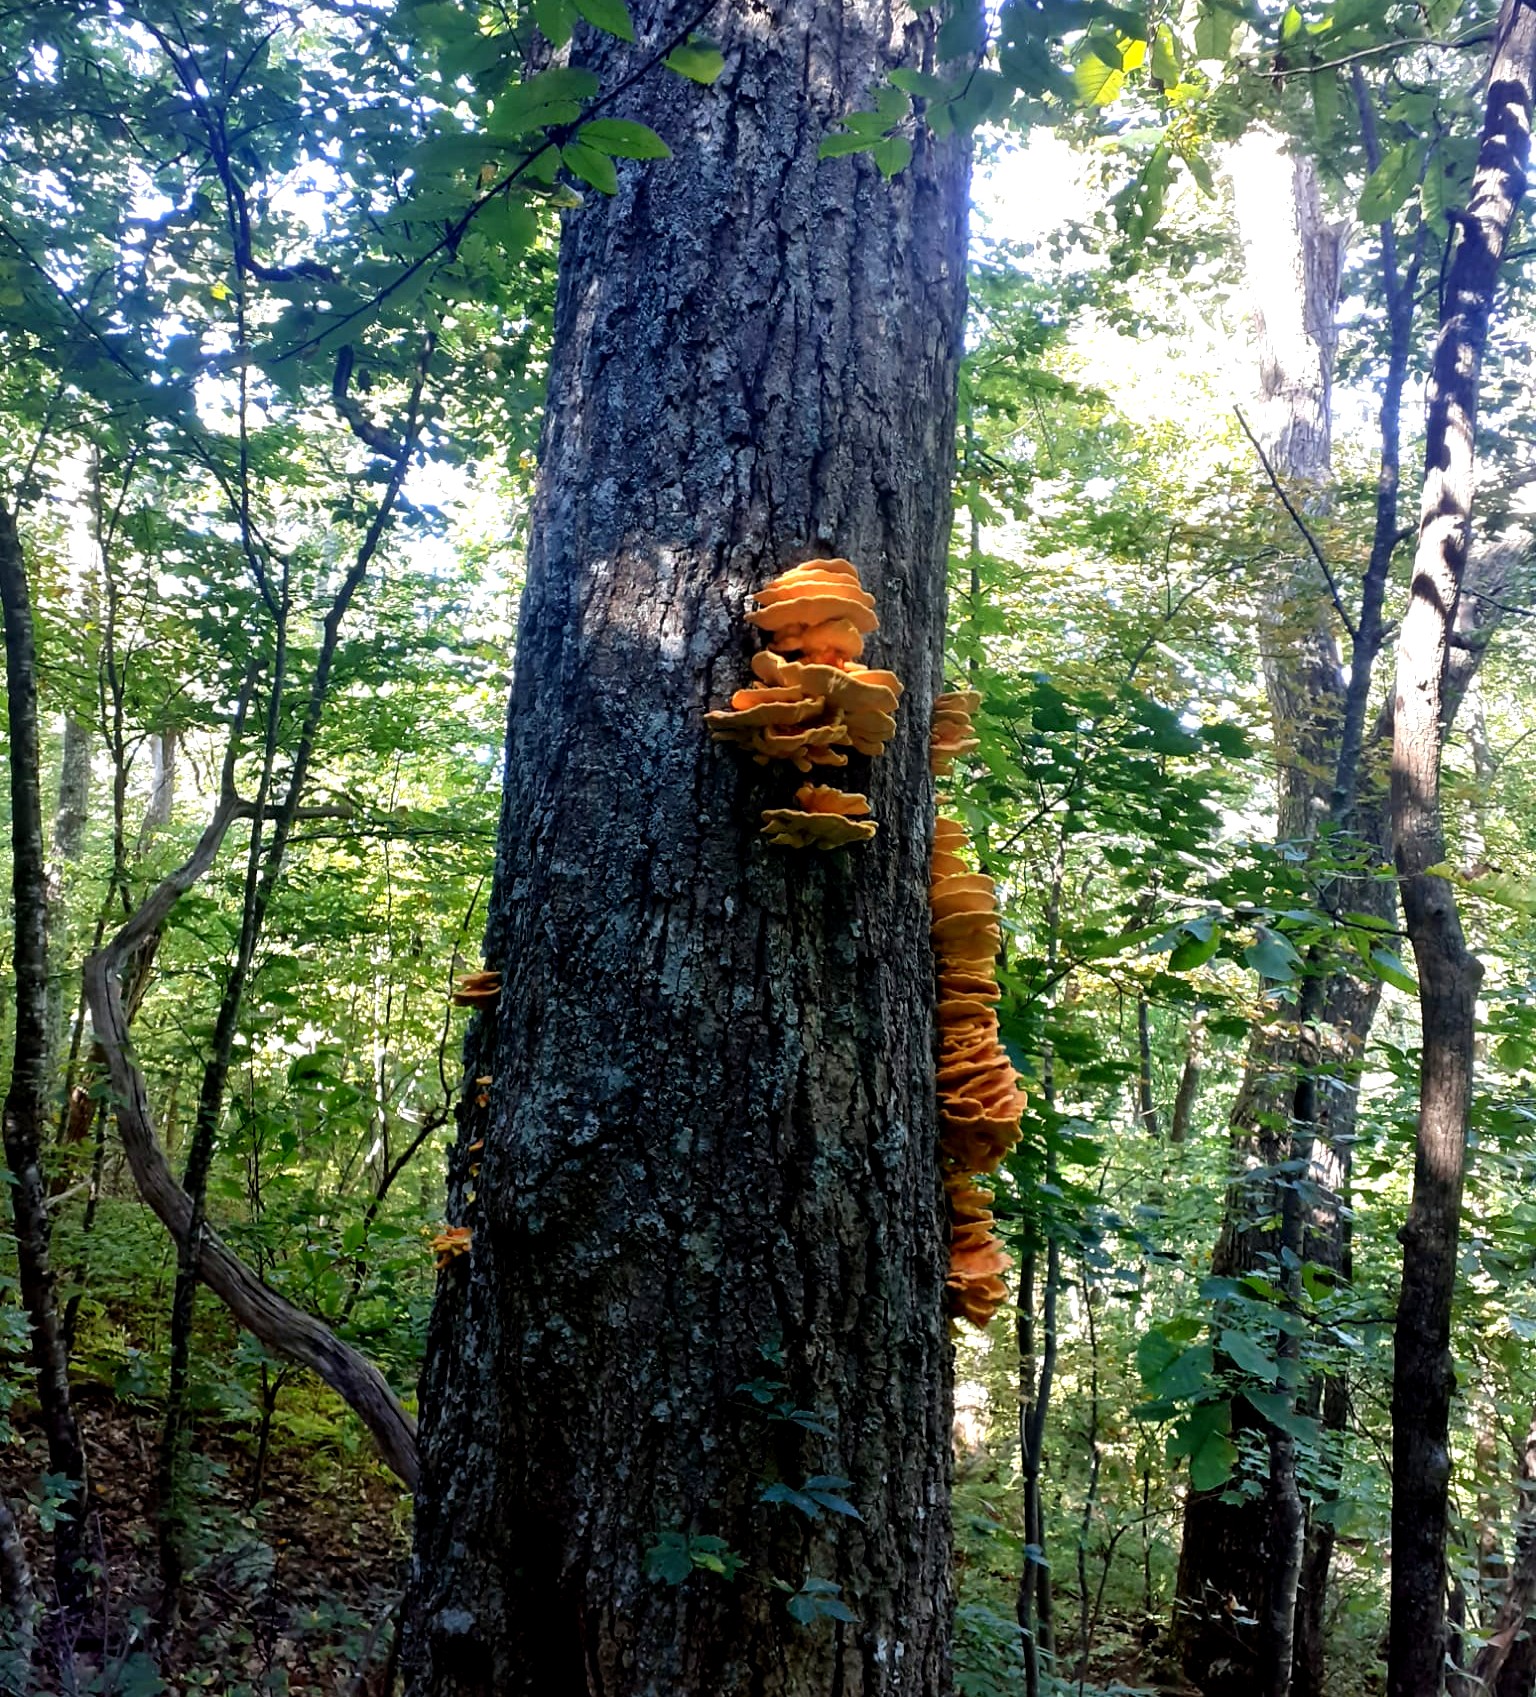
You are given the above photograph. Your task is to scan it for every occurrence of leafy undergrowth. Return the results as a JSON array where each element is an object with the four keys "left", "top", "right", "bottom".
[{"left": 8, "top": 1387, "right": 409, "bottom": 1696}]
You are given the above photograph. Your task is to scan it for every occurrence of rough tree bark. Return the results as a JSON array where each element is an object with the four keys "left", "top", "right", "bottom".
[
  {"left": 400, "top": 4, "right": 971, "bottom": 1691},
  {"left": 0, "top": 498, "right": 91, "bottom": 1616},
  {"left": 1389, "top": 6, "right": 1536, "bottom": 1692}
]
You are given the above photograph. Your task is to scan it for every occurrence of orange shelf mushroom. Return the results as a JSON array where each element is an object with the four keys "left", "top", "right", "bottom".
[
  {"left": 430, "top": 1224, "right": 473, "bottom": 1268},
  {"left": 931, "top": 750, "right": 1025, "bottom": 1327},
  {"left": 931, "top": 689, "right": 981, "bottom": 776},
  {"left": 705, "top": 558, "right": 904, "bottom": 841},
  {"left": 762, "top": 785, "right": 877, "bottom": 850},
  {"left": 452, "top": 969, "right": 502, "bottom": 1008}
]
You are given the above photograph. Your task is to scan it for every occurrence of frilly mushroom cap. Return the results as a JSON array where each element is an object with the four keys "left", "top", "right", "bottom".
[
  {"left": 757, "top": 576, "right": 877, "bottom": 613},
  {"left": 794, "top": 784, "right": 871, "bottom": 817},
  {"left": 934, "top": 817, "right": 968, "bottom": 850},
  {"left": 931, "top": 850, "right": 969, "bottom": 879},
  {"left": 770, "top": 556, "right": 861, "bottom": 585},
  {"left": 931, "top": 910, "right": 1002, "bottom": 953},
  {"left": 752, "top": 652, "right": 903, "bottom": 715},
  {"left": 452, "top": 969, "right": 502, "bottom": 1007},
  {"left": 947, "top": 1264, "right": 1011, "bottom": 1328},
  {"left": 784, "top": 616, "right": 867, "bottom": 663},
  {"left": 944, "top": 1178, "right": 996, "bottom": 1227},
  {"left": 930, "top": 873, "right": 997, "bottom": 919},
  {"left": 748, "top": 595, "right": 879, "bottom": 636},
  {"left": 430, "top": 1224, "right": 473, "bottom": 1268},
  {"left": 705, "top": 694, "right": 827, "bottom": 731},
  {"left": 846, "top": 663, "right": 903, "bottom": 694},
  {"left": 936, "top": 689, "right": 982, "bottom": 714},
  {"left": 938, "top": 996, "right": 999, "bottom": 1030},
  {"left": 761, "top": 807, "right": 878, "bottom": 850},
  {"left": 940, "top": 969, "right": 1002, "bottom": 1002}
]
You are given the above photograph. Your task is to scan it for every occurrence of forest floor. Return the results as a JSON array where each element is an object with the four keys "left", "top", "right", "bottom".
[{"left": 7, "top": 1387, "right": 409, "bottom": 1695}]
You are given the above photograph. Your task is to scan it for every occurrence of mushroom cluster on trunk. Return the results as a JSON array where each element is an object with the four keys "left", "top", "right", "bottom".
[
  {"left": 930, "top": 693, "right": 1021, "bottom": 1327},
  {"left": 704, "top": 559, "right": 903, "bottom": 844}
]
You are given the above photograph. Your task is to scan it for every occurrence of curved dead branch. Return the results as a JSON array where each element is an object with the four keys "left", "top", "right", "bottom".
[{"left": 82, "top": 793, "right": 420, "bottom": 1490}]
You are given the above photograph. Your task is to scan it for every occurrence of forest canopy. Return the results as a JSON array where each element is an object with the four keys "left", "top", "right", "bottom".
[{"left": 2, "top": 1, "right": 1536, "bottom": 1694}]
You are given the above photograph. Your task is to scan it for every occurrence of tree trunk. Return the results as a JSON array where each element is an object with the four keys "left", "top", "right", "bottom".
[
  {"left": 1169, "top": 1012, "right": 1202, "bottom": 1145},
  {"left": 0, "top": 1492, "right": 34, "bottom": 1686},
  {"left": 0, "top": 498, "right": 91, "bottom": 1614},
  {"left": 45, "top": 713, "right": 92, "bottom": 1083},
  {"left": 1175, "top": 133, "right": 1345, "bottom": 1697},
  {"left": 400, "top": 5, "right": 971, "bottom": 1691},
  {"left": 1469, "top": 1416, "right": 1536, "bottom": 1695},
  {"left": 1389, "top": 8, "right": 1536, "bottom": 1691}
]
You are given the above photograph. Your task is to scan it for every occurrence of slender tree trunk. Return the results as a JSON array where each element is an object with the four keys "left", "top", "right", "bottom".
[
  {"left": 1389, "top": 9, "right": 1536, "bottom": 1691},
  {"left": 400, "top": 5, "right": 972, "bottom": 1690},
  {"left": 0, "top": 498, "right": 91, "bottom": 1615},
  {"left": 0, "top": 1492, "right": 34, "bottom": 1685},
  {"left": 1468, "top": 1416, "right": 1536, "bottom": 1695},
  {"left": 1136, "top": 998, "right": 1158, "bottom": 1137},
  {"left": 1019, "top": 842, "right": 1065, "bottom": 1686},
  {"left": 1176, "top": 133, "right": 1344, "bottom": 1697},
  {"left": 45, "top": 713, "right": 92, "bottom": 1083},
  {"left": 1169, "top": 1012, "right": 1202, "bottom": 1144}
]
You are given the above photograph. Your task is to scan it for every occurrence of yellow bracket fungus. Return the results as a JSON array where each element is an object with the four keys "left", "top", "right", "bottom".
[
  {"left": 430, "top": 1224, "right": 473, "bottom": 1268},
  {"left": 452, "top": 969, "right": 502, "bottom": 1007},
  {"left": 930, "top": 697, "right": 1025, "bottom": 1329},
  {"left": 761, "top": 785, "right": 877, "bottom": 850},
  {"left": 705, "top": 557, "right": 904, "bottom": 844}
]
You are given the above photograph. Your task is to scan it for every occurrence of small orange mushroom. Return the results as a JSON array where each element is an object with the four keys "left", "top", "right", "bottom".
[
  {"left": 452, "top": 970, "right": 502, "bottom": 1007},
  {"left": 430, "top": 1224, "right": 473, "bottom": 1268}
]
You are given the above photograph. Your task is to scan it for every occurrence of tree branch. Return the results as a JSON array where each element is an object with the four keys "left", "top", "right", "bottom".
[{"left": 1235, "top": 403, "right": 1359, "bottom": 642}]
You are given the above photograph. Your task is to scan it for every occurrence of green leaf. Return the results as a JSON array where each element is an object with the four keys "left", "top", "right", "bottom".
[
  {"left": 1169, "top": 923, "right": 1222, "bottom": 973},
  {"left": 1193, "top": 2, "right": 1237, "bottom": 61},
  {"left": 1312, "top": 68, "right": 1341, "bottom": 141},
  {"left": 1246, "top": 1389, "right": 1323, "bottom": 1444},
  {"left": 1280, "top": 5, "right": 1304, "bottom": 39},
  {"left": 889, "top": 68, "right": 951, "bottom": 100},
  {"left": 1358, "top": 142, "right": 1422, "bottom": 225},
  {"left": 532, "top": 0, "right": 576, "bottom": 45},
  {"left": 561, "top": 140, "right": 618, "bottom": 195},
  {"left": 644, "top": 1533, "right": 693, "bottom": 1584},
  {"left": 1073, "top": 51, "right": 1125, "bottom": 106},
  {"left": 819, "top": 133, "right": 878, "bottom": 161},
  {"left": 872, "top": 135, "right": 913, "bottom": 178},
  {"left": 1188, "top": 1428, "right": 1239, "bottom": 1491},
  {"left": 1167, "top": 1396, "right": 1230, "bottom": 1464},
  {"left": 1219, "top": 1327, "right": 1278, "bottom": 1383},
  {"left": 665, "top": 35, "right": 726, "bottom": 84},
  {"left": 761, "top": 1482, "right": 824, "bottom": 1519},
  {"left": 1136, "top": 1327, "right": 1182, "bottom": 1386},
  {"left": 493, "top": 65, "right": 600, "bottom": 135},
  {"left": 1156, "top": 1342, "right": 1215, "bottom": 1401},
  {"left": 937, "top": 0, "right": 985, "bottom": 63},
  {"left": 481, "top": 195, "right": 538, "bottom": 250},
  {"left": 578, "top": 119, "right": 671, "bottom": 159},
  {"left": 573, "top": 0, "right": 634, "bottom": 37},
  {"left": 1150, "top": 23, "right": 1181, "bottom": 83},
  {"left": 1370, "top": 948, "right": 1418, "bottom": 996},
  {"left": 1245, "top": 929, "right": 1301, "bottom": 983}
]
